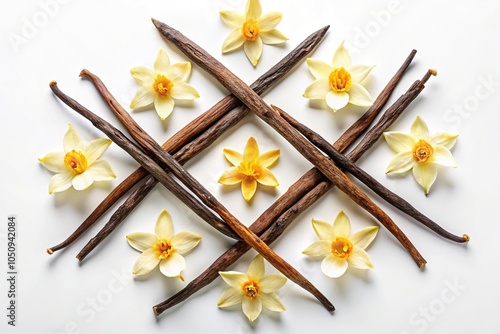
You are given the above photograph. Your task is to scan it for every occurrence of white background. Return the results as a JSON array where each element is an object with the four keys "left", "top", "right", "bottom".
[{"left": 1, "top": 0, "right": 499, "bottom": 333}]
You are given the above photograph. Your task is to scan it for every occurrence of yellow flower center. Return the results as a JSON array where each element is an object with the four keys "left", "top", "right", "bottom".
[
  {"left": 329, "top": 67, "right": 352, "bottom": 92},
  {"left": 153, "top": 239, "right": 173, "bottom": 260},
  {"left": 242, "top": 280, "right": 260, "bottom": 300},
  {"left": 242, "top": 20, "right": 260, "bottom": 41},
  {"left": 331, "top": 237, "right": 353, "bottom": 259},
  {"left": 412, "top": 139, "right": 434, "bottom": 163},
  {"left": 152, "top": 74, "right": 174, "bottom": 97},
  {"left": 238, "top": 160, "right": 262, "bottom": 179},
  {"left": 64, "top": 150, "right": 88, "bottom": 175}
]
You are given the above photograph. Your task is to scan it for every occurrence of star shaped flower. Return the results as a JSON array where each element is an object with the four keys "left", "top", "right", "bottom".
[
  {"left": 217, "top": 255, "right": 286, "bottom": 322},
  {"left": 303, "top": 41, "right": 374, "bottom": 112},
  {"left": 130, "top": 49, "right": 199, "bottom": 120},
  {"left": 302, "top": 211, "right": 379, "bottom": 278},
  {"left": 219, "top": 0, "right": 288, "bottom": 66},
  {"left": 218, "top": 137, "right": 279, "bottom": 201},
  {"left": 38, "top": 124, "right": 116, "bottom": 194},
  {"left": 126, "top": 209, "right": 201, "bottom": 280},
  {"left": 384, "top": 116, "right": 458, "bottom": 194}
]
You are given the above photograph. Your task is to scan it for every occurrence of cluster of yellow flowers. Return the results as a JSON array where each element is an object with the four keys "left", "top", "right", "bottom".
[{"left": 38, "top": 0, "right": 459, "bottom": 323}]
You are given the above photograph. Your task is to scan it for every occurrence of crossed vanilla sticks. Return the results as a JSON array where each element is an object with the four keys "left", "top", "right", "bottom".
[{"left": 49, "top": 21, "right": 467, "bottom": 314}]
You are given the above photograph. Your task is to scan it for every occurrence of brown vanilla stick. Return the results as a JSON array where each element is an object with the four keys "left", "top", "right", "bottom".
[
  {"left": 49, "top": 82, "right": 335, "bottom": 313},
  {"left": 153, "top": 19, "right": 426, "bottom": 267},
  {"left": 153, "top": 55, "right": 419, "bottom": 315},
  {"left": 46, "top": 25, "right": 329, "bottom": 254}
]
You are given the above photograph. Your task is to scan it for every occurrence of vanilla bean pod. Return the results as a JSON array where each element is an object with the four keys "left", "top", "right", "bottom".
[
  {"left": 50, "top": 82, "right": 335, "bottom": 312},
  {"left": 153, "top": 19, "right": 426, "bottom": 267},
  {"left": 154, "top": 51, "right": 420, "bottom": 315},
  {"left": 47, "top": 25, "right": 329, "bottom": 254}
]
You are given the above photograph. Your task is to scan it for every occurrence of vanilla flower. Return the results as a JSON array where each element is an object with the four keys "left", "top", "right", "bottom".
[
  {"left": 219, "top": 0, "right": 288, "bottom": 66},
  {"left": 218, "top": 137, "right": 279, "bottom": 201},
  {"left": 126, "top": 209, "right": 201, "bottom": 280},
  {"left": 130, "top": 49, "right": 200, "bottom": 120},
  {"left": 38, "top": 124, "right": 115, "bottom": 194},
  {"left": 384, "top": 116, "right": 458, "bottom": 194},
  {"left": 302, "top": 211, "right": 379, "bottom": 278},
  {"left": 303, "top": 41, "right": 374, "bottom": 112},
  {"left": 218, "top": 255, "right": 286, "bottom": 322}
]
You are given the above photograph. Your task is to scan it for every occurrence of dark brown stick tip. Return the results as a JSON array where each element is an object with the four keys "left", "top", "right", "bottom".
[
  {"left": 46, "top": 248, "right": 54, "bottom": 255},
  {"left": 79, "top": 69, "right": 90, "bottom": 78},
  {"left": 151, "top": 18, "right": 161, "bottom": 28},
  {"left": 153, "top": 306, "right": 160, "bottom": 317},
  {"left": 463, "top": 234, "right": 470, "bottom": 242},
  {"left": 49, "top": 80, "right": 57, "bottom": 87}
]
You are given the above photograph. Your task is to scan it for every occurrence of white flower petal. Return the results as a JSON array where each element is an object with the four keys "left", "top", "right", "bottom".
[
  {"left": 332, "top": 41, "right": 351, "bottom": 69},
  {"left": 154, "top": 96, "right": 175, "bottom": 120},
  {"left": 222, "top": 29, "right": 246, "bottom": 53},
  {"left": 258, "top": 12, "right": 282, "bottom": 31},
  {"left": 132, "top": 248, "right": 160, "bottom": 275},
  {"left": 311, "top": 219, "right": 335, "bottom": 241},
  {"left": 430, "top": 146, "right": 457, "bottom": 167},
  {"left": 348, "top": 82, "right": 373, "bottom": 107},
  {"left": 86, "top": 159, "right": 116, "bottom": 181},
  {"left": 349, "top": 64, "right": 375, "bottom": 83},
  {"left": 130, "top": 66, "right": 155, "bottom": 86},
  {"left": 38, "top": 152, "right": 66, "bottom": 173},
  {"left": 126, "top": 232, "right": 157, "bottom": 252},
  {"left": 130, "top": 86, "right": 156, "bottom": 110},
  {"left": 259, "top": 29, "right": 288, "bottom": 45},
  {"left": 386, "top": 151, "right": 415, "bottom": 174},
  {"left": 321, "top": 255, "right": 348, "bottom": 278},
  {"left": 154, "top": 49, "right": 171, "bottom": 74},
  {"left": 306, "top": 58, "right": 333, "bottom": 80},
  {"left": 48, "top": 172, "right": 74, "bottom": 194},
  {"left": 63, "top": 124, "right": 84, "bottom": 153},
  {"left": 217, "top": 287, "right": 243, "bottom": 308},
  {"left": 155, "top": 209, "right": 174, "bottom": 240},
  {"left": 247, "top": 255, "right": 265, "bottom": 280},
  {"left": 410, "top": 116, "right": 430, "bottom": 140},
  {"left": 383, "top": 132, "right": 416, "bottom": 154},
  {"left": 412, "top": 163, "right": 438, "bottom": 194},
  {"left": 159, "top": 252, "right": 186, "bottom": 277},
  {"left": 244, "top": 38, "right": 263, "bottom": 66},
  {"left": 84, "top": 138, "right": 111, "bottom": 165},
  {"left": 242, "top": 298, "right": 262, "bottom": 322},
  {"left": 219, "top": 271, "right": 248, "bottom": 289},
  {"left": 72, "top": 170, "right": 96, "bottom": 191},
  {"left": 245, "top": 0, "right": 262, "bottom": 21},
  {"left": 166, "top": 62, "right": 191, "bottom": 83},
  {"left": 429, "top": 132, "right": 459, "bottom": 150},
  {"left": 219, "top": 10, "right": 245, "bottom": 28},
  {"left": 303, "top": 79, "right": 331, "bottom": 100},
  {"left": 170, "top": 82, "right": 200, "bottom": 100},
  {"left": 348, "top": 247, "right": 374, "bottom": 269},
  {"left": 171, "top": 231, "right": 202, "bottom": 255},
  {"left": 349, "top": 226, "right": 379, "bottom": 250},
  {"left": 302, "top": 240, "right": 331, "bottom": 258},
  {"left": 260, "top": 292, "right": 286, "bottom": 312},
  {"left": 325, "top": 90, "right": 349, "bottom": 111},
  {"left": 259, "top": 274, "right": 287, "bottom": 293},
  {"left": 332, "top": 210, "right": 351, "bottom": 238}
]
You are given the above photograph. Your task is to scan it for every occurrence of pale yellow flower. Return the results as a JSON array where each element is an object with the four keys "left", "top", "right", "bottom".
[
  {"left": 384, "top": 116, "right": 458, "bottom": 194},
  {"left": 218, "top": 255, "right": 286, "bottom": 322},
  {"left": 130, "top": 49, "right": 199, "bottom": 120},
  {"left": 303, "top": 211, "right": 378, "bottom": 278},
  {"left": 219, "top": 0, "right": 288, "bottom": 66},
  {"left": 303, "top": 41, "right": 374, "bottom": 112},
  {"left": 218, "top": 137, "right": 279, "bottom": 201},
  {"left": 126, "top": 209, "right": 201, "bottom": 280},
  {"left": 38, "top": 124, "right": 115, "bottom": 194}
]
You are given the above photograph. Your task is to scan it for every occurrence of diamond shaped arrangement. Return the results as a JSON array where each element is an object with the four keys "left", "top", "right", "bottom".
[{"left": 47, "top": 19, "right": 468, "bottom": 317}]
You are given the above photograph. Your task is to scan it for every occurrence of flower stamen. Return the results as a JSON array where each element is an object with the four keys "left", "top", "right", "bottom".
[
  {"left": 242, "top": 280, "right": 260, "bottom": 300},
  {"left": 153, "top": 240, "right": 172, "bottom": 260},
  {"left": 152, "top": 74, "right": 174, "bottom": 97},
  {"left": 242, "top": 20, "right": 260, "bottom": 41},
  {"left": 64, "top": 150, "right": 88, "bottom": 175},
  {"left": 331, "top": 237, "right": 353, "bottom": 259},
  {"left": 412, "top": 139, "right": 434, "bottom": 163},
  {"left": 329, "top": 67, "right": 352, "bottom": 92},
  {"left": 238, "top": 160, "right": 262, "bottom": 178}
]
